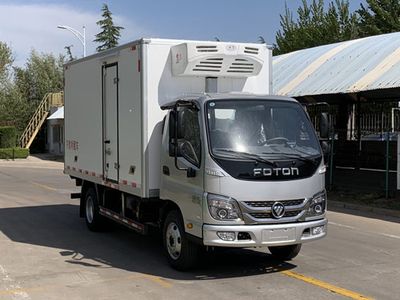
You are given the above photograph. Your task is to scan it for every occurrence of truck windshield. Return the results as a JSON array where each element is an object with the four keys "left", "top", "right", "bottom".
[{"left": 206, "top": 99, "right": 321, "bottom": 160}]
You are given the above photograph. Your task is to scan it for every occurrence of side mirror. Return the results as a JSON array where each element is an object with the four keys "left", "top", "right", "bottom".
[
  {"left": 179, "top": 141, "right": 199, "bottom": 167},
  {"left": 321, "top": 141, "right": 331, "bottom": 164},
  {"left": 321, "top": 141, "right": 330, "bottom": 156},
  {"left": 319, "top": 112, "right": 329, "bottom": 139},
  {"left": 168, "top": 109, "right": 186, "bottom": 157},
  {"left": 169, "top": 111, "right": 178, "bottom": 157}
]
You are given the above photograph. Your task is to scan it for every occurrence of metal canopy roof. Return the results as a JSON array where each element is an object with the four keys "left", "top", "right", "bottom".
[
  {"left": 273, "top": 32, "right": 400, "bottom": 98},
  {"left": 47, "top": 106, "right": 64, "bottom": 120}
]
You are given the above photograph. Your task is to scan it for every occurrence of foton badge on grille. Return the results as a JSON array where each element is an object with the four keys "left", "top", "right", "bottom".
[{"left": 271, "top": 202, "right": 285, "bottom": 218}]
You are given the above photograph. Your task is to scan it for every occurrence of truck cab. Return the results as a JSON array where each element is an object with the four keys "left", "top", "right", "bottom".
[{"left": 159, "top": 93, "right": 327, "bottom": 269}]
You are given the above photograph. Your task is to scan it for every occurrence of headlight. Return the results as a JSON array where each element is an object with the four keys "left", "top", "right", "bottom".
[
  {"left": 306, "top": 190, "right": 327, "bottom": 217},
  {"left": 207, "top": 193, "right": 243, "bottom": 221}
]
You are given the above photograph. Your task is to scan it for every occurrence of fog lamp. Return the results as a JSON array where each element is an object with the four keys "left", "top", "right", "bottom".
[
  {"left": 217, "top": 231, "right": 236, "bottom": 241},
  {"left": 312, "top": 226, "right": 325, "bottom": 235}
]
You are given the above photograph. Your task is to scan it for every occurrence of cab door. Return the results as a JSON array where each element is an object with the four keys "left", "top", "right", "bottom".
[{"left": 160, "top": 106, "right": 204, "bottom": 238}]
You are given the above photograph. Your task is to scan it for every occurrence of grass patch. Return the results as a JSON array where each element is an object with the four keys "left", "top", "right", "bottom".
[{"left": 0, "top": 147, "right": 29, "bottom": 159}]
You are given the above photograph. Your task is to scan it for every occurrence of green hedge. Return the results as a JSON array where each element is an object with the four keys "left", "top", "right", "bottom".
[
  {"left": 0, "top": 126, "right": 17, "bottom": 148},
  {"left": 0, "top": 148, "right": 29, "bottom": 159}
]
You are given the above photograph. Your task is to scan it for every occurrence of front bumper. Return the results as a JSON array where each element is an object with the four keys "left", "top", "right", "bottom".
[{"left": 203, "top": 218, "right": 327, "bottom": 247}]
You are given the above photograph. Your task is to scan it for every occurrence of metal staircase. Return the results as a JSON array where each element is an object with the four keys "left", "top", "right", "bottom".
[{"left": 20, "top": 92, "right": 64, "bottom": 149}]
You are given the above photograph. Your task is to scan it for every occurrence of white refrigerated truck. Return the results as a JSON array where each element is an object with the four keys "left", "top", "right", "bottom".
[{"left": 64, "top": 38, "right": 328, "bottom": 270}]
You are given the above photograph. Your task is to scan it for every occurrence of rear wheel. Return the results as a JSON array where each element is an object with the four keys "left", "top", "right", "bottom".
[
  {"left": 268, "top": 244, "right": 302, "bottom": 260},
  {"left": 163, "top": 210, "right": 200, "bottom": 271},
  {"left": 84, "top": 187, "right": 104, "bottom": 231}
]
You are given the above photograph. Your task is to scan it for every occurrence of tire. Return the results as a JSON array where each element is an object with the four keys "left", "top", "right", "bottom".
[
  {"left": 163, "top": 210, "right": 200, "bottom": 271},
  {"left": 84, "top": 186, "right": 104, "bottom": 231},
  {"left": 268, "top": 244, "right": 302, "bottom": 260}
]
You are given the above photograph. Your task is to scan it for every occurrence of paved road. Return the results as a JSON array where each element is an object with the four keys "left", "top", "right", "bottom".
[{"left": 0, "top": 157, "right": 399, "bottom": 300}]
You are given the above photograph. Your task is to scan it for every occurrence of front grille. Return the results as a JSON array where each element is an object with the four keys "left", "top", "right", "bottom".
[
  {"left": 249, "top": 210, "right": 302, "bottom": 219},
  {"left": 250, "top": 212, "right": 272, "bottom": 219},
  {"left": 242, "top": 198, "right": 307, "bottom": 223},
  {"left": 285, "top": 210, "right": 302, "bottom": 217},
  {"left": 244, "top": 199, "right": 304, "bottom": 208}
]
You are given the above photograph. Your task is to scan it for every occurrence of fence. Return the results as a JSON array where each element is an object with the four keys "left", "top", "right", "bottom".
[{"left": 307, "top": 101, "right": 399, "bottom": 198}]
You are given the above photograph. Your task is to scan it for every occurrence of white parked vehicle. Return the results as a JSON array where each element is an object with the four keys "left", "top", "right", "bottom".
[{"left": 64, "top": 38, "right": 328, "bottom": 270}]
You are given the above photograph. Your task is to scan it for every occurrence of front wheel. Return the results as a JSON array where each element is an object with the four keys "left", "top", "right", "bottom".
[
  {"left": 268, "top": 244, "right": 302, "bottom": 260},
  {"left": 163, "top": 210, "right": 200, "bottom": 270}
]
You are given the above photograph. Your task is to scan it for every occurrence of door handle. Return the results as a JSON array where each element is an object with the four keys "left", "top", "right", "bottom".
[
  {"left": 163, "top": 166, "right": 170, "bottom": 176},
  {"left": 104, "top": 140, "right": 110, "bottom": 144}
]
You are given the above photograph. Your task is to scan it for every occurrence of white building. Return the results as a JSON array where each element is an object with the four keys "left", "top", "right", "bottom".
[{"left": 46, "top": 106, "right": 64, "bottom": 155}]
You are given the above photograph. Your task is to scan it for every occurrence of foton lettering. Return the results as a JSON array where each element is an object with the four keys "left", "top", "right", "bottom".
[{"left": 253, "top": 167, "right": 299, "bottom": 177}]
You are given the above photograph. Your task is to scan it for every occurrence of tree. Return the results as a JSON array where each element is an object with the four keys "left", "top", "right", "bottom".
[
  {"left": 64, "top": 45, "right": 75, "bottom": 62},
  {"left": 358, "top": 0, "right": 400, "bottom": 37},
  {"left": 323, "top": 1, "right": 359, "bottom": 43},
  {"left": 13, "top": 50, "right": 64, "bottom": 103},
  {"left": 94, "top": 4, "right": 124, "bottom": 52},
  {"left": 0, "top": 44, "right": 34, "bottom": 132},
  {"left": 0, "top": 86, "right": 37, "bottom": 133},
  {"left": 0, "top": 43, "right": 64, "bottom": 135},
  {"left": 0, "top": 42, "right": 13, "bottom": 88},
  {"left": 274, "top": 0, "right": 359, "bottom": 55}
]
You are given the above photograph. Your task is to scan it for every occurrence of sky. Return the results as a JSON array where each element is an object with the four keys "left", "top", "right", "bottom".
[{"left": 0, "top": 0, "right": 365, "bottom": 66}]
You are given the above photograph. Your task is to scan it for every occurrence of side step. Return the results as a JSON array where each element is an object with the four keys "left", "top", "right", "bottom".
[{"left": 99, "top": 207, "right": 147, "bottom": 235}]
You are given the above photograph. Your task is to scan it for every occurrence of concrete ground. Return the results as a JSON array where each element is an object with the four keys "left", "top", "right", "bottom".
[{"left": 0, "top": 157, "right": 399, "bottom": 300}]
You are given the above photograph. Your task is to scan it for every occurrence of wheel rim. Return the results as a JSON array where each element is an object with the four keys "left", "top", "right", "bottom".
[
  {"left": 166, "top": 222, "right": 182, "bottom": 260},
  {"left": 86, "top": 195, "right": 94, "bottom": 223}
]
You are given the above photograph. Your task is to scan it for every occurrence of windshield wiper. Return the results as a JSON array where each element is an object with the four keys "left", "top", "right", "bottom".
[
  {"left": 213, "top": 148, "right": 277, "bottom": 166},
  {"left": 263, "top": 152, "right": 320, "bottom": 165}
]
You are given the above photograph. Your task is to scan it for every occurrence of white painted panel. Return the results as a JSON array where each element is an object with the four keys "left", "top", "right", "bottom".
[
  {"left": 64, "top": 57, "right": 103, "bottom": 177},
  {"left": 117, "top": 46, "right": 143, "bottom": 196}
]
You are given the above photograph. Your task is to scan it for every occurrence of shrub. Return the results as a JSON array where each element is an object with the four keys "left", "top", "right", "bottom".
[
  {"left": 0, "top": 126, "right": 17, "bottom": 148},
  {"left": 0, "top": 147, "right": 29, "bottom": 159}
]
